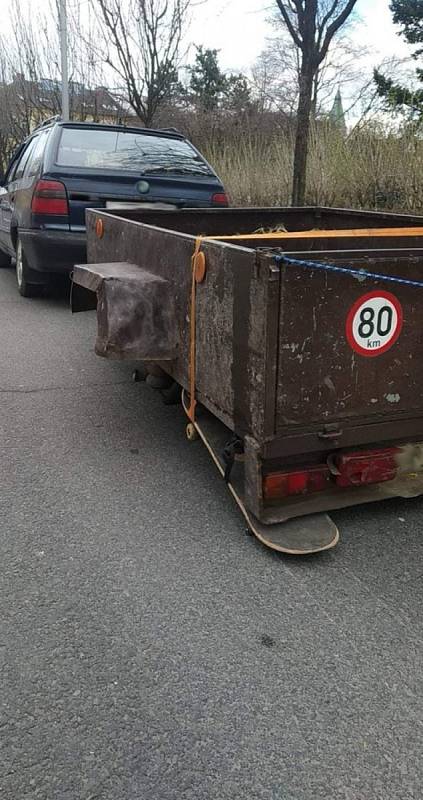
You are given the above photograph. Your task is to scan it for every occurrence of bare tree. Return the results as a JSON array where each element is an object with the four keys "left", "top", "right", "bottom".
[
  {"left": 0, "top": 0, "right": 122, "bottom": 173},
  {"left": 251, "top": 44, "right": 299, "bottom": 117},
  {"left": 275, "top": 0, "right": 359, "bottom": 205},
  {"left": 312, "top": 34, "right": 365, "bottom": 113},
  {"left": 89, "top": 0, "right": 190, "bottom": 126},
  {"left": 253, "top": 29, "right": 367, "bottom": 119}
]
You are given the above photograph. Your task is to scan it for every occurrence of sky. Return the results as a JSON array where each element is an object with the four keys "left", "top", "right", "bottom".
[
  {"left": 187, "top": 0, "right": 411, "bottom": 72},
  {"left": 1, "top": 0, "right": 413, "bottom": 77}
]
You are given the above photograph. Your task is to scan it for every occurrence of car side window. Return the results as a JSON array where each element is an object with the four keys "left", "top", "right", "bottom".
[
  {"left": 5, "top": 145, "right": 28, "bottom": 184},
  {"left": 24, "top": 131, "right": 50, "bottom": 179},
  {"left": 12, "top": 138, "right": 41, "bottom": 182}
]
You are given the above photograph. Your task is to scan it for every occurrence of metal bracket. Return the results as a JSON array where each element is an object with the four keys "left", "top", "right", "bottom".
[{"left": 318, "top": 424, "right": 343, "bottom": 442}]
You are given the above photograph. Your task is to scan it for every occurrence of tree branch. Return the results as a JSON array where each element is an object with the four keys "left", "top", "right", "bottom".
[
  {"left": 319, "top": 0, "right": 359, "bottom": 63},
  {"left": 275, "top": 0, "right": 303, "bottom": 48}
]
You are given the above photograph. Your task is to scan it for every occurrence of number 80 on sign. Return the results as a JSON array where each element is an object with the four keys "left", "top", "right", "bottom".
[{"left": 346, "top": 290, "right": 403, "bottom": 357}]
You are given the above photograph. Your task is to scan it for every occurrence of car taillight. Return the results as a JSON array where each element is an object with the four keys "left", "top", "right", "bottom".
[
  {"left": 211, "top": 192, "right": 229, "bottom": 206},
  {"left": 31, "top": 179, "right": 68, "bottom": 215},
  {"left": 263, "top": 466, "right": 332, "bottom": 500}
]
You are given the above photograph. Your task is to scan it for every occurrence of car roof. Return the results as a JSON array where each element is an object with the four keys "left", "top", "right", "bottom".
[{"left": 30, "top": 118, "right": 186, "bottom": 142}]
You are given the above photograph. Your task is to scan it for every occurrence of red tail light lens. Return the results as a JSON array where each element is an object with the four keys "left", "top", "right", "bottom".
[
  {"left": 335, "top": 448, "right": 398, "bottom": 487},
  {"left": 31, "top": 179, "right": 68, "bottom": 215},
  {"left": 211, "top": 192, "right": 229, "bottom": 206},
  {"left": 263, "top": 466, "right": 331, "bottom": 500},
  {"left": 264, "top": 447, "right": 401, "bottom": 501}
]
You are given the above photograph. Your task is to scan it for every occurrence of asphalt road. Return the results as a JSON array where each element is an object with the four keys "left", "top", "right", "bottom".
[{"left": 1, "top": 265, "right": 422, "bottom": 800}]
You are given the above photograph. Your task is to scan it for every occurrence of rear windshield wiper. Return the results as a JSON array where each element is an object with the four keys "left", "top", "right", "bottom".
[{"left": 143, "top": 165, "right": 213, "bottom": 176}]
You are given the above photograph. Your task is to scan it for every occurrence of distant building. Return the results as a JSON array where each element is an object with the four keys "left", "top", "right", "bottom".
[
  {"left": 329, "top": 87, "right": 346, "bottom": 135},
  {"left": 1, "top": 73, "right": 134, "bottom": 127}
]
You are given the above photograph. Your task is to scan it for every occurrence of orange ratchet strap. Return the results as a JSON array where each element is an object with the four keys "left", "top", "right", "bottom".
[
  {"left": 205, "top": 226, "right": 423, "bottom": 241},
  {"left": 188, "top": 236, "right": 204, "bottom": 422}
]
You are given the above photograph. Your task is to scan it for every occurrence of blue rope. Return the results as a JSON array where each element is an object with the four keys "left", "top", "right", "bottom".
[{"left": 275, "top": 254, "right": 423, "bottom": 289}]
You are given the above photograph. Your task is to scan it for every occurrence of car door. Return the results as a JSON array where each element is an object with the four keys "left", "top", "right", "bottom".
[
  {"left": 16, "top": 131, "right": 50, "bottom": 224},
  {"left": 0, "top": 183, "right": 9, "bottom": 252},
  {"left": 0, "top": 138, "right": 38, "bottom": 255},
  {"left": 0, "top": 151, "right": 22, "bottom": 254}
]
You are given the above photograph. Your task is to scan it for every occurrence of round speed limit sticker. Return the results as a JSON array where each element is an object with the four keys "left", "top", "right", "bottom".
[{"left": 346, "top": 290, "right": 403, "bottom": 357}]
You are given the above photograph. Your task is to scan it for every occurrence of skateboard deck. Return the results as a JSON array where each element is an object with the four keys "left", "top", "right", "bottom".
[{"left": 182, "top": 393, "right": 339, "bottom": 555}]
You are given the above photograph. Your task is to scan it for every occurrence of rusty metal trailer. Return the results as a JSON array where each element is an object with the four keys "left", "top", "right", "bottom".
[{"left": 72, "top": 206, "right": 423, "bottom": 554}]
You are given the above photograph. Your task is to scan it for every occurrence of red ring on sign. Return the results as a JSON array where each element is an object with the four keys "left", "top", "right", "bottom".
[{"left": 345, "top": 290, "right": 403, "bottom": 357}]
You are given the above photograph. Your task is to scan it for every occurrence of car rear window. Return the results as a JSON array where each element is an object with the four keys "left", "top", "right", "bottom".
[{"left": 56, "top": 128, "right": 214, "bottom": 176}]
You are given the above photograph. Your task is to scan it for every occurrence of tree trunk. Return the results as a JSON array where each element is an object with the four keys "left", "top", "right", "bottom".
[{"left": 292, "top": 58, "right": 314, "bottom": 206}]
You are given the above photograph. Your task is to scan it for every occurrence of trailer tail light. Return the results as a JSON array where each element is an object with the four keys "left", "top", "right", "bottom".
[
  {"left": 263, "top": 447, "right": 400, "bottom": 501},
  {"left": 334, "top": 448, "right": 398, "bottom": 488},
  {"left": 211, "top": 192, "right": 229, "bottom": 206},
  {"left": 31, "top": 180, "right": 69, "bottom": 215},
  {"left": 263, "top": 465, "right": 331, "bottom": 500}
]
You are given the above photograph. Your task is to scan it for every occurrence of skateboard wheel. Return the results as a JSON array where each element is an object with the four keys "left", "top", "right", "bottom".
[
  {"left": 132, "top": 369, "right": 146, "bottom": 382},
  {"left": 186, "top": 423, "right": 198, "bottom": 441}
]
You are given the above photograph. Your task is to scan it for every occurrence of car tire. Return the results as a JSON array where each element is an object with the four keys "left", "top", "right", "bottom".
[
  {"left": 0, "top": 249, "right": 11, "bottom": 268},
  {"left": 15, "top": 236, "right": 41, "bottom": 298}
]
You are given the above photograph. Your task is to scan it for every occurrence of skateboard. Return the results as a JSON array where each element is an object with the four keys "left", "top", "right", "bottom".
[{"left": 181, "top": 392, "right": 339, "bottom": 555}]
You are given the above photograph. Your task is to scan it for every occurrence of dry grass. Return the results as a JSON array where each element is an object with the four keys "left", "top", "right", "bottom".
[{"left": 204, "top": 123, "right": 423, "bottom": 212}]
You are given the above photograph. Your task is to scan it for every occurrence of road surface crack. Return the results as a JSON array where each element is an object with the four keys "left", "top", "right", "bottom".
[{"left": 0, "top": 379, "right": 129, "bottom": 395}]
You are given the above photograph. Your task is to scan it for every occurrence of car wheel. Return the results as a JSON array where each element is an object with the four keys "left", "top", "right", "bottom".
[
  {"left": 15, "top": 237, "right": 40, "bottom": 298},
  {"left": 0, "top": 249, "right": 11, "bottom": 268}
]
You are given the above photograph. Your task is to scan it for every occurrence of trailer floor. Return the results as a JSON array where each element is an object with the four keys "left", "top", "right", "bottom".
[{"left": 1, "top": 266, "right": 422, "bottom": 800}]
